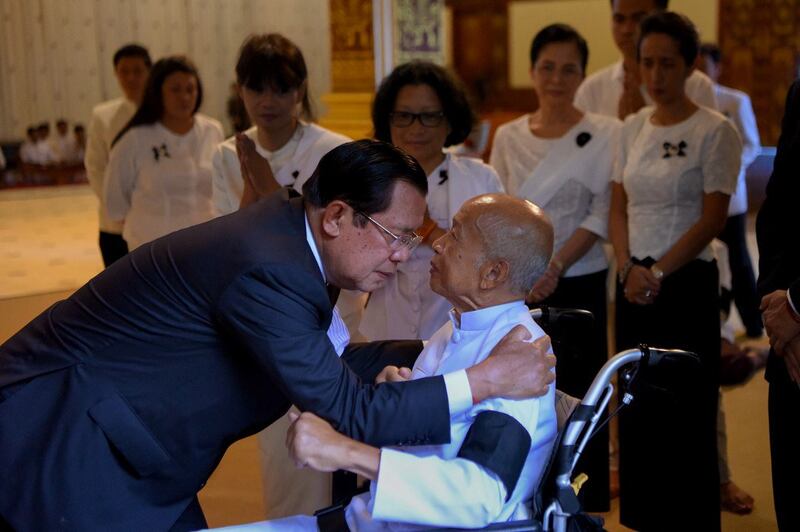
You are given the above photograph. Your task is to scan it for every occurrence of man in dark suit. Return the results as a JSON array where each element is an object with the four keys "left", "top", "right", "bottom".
[
  {"left": 756, "top": 79, "right": 800, "bottom": 532},
  {"left": 0, "top": 140, "right": 554, "bottom": 531}
]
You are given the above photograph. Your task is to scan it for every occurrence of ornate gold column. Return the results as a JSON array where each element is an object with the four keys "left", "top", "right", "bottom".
[{"left": 319, "top": 0, "right": 445, "bottom": 140}]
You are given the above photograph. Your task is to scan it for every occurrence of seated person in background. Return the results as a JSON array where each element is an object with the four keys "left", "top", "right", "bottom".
[
  {"left": 72, "top": 124, "right": 86, "bottom": 164},
  {"left": 51, "top": 118, "right": 78, "bottom": 163},
  {"left": 33, "top": 122, "right": 57, "bottom": 165},
  {"left": 212, "top": 193, "right": 558, "bottom": 531},
  {"left": 19, "top": 126, "right": 38, "bottom": 164}
]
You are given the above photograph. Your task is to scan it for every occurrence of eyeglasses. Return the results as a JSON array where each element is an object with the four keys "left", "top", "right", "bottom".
[
  {"left": 357, "top": 211, "right": 422, "bottom": 252},
  {"left": 389, "top": 111, "right": 446, "bottom": 128}
]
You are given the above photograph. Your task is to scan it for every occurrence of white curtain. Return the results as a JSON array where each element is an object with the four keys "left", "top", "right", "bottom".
[{"left": 0, "top": 0, "right": 331, "bottom": 140}]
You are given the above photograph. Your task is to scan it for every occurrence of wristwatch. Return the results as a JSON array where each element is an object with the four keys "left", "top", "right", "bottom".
[{"left": 650, "top": 264, "right": 665, "bottom": 281}]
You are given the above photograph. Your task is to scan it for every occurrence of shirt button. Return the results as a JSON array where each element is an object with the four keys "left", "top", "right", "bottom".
[{"left": 452, "top": 331, "right": 462, "bottom": 342}]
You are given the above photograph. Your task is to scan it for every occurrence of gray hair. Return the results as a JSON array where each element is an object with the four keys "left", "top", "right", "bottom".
[{"left": 474, "top": 202, "right": 553, "bottom": 296}]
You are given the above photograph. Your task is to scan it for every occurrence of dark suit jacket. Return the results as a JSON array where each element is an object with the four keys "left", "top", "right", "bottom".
[
  {"left": 756, "top": 79, "right": 800, "bottom": 384},
  {"left": 0, "top": 190, "right": 449, "bottom": 531}
]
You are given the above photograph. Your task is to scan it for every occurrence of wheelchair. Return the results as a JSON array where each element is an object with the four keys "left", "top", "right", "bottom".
[{"left": 332, "top": 306, "right": 701, "bottom": 532}]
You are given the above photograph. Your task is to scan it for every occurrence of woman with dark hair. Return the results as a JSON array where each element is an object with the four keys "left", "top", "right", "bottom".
[
  {"left": 359, "top": 60, "right": 503, "bottom": 341},
  {"left": 489, "top": 23, "right": 620, "bottom": 513},
  {"left": 211, "top": 33, "right": 349, "bottom": 216},
  {"left": 609, "top": 12, "right": 740, "bottom": 531},
  {"left": 214, "top": 34, "right": 354, "bottom": 520},
  {"left": 104, "top": 56, "right": 223, "bottom": 250}
]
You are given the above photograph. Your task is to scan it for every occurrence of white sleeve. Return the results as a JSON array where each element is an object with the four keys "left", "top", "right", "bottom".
[
  {"left": 103, "top": 132, "right": 139, "bottom": 222},
  {"left": 735, "top": 94, "right": 761, "bottom": 168},
  {"left": 690, "top": 74, "right": 718, "bottom": 110},
  {"left": 488, "top": 129, "right": 510, "bottom": 189},
  {"left": 580, "top": 124, "right": 619, "bottom": 238},
  {"left": 483, "top": 164, "right": 505, "bottom": 194},
  {"left": 443, "top": 370, "right": 472, "bottom": 416},
  {"left": 573, "top": 79, "right": 592, "bottom": 113},
  {"left": 84, "top": 110, "right": 108, "bottom": 198},
  {"left": 211, "top": 143, "right": 236, "bottom": 216},
  {"left": 371, "top": 449, "right": 506, "bottom": 528},
  {"left": 702, "top": 120, "right": 741, "bottom": 195}
]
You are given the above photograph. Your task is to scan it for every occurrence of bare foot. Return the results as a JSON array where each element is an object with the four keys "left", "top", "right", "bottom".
[{"left": 720, "top": 481, "right": 754, "bottom": 514}]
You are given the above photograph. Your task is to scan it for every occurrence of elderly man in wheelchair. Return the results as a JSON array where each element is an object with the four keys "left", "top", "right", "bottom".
[{"left": 210, "top": 194, "right": 559, "bottom": 531}]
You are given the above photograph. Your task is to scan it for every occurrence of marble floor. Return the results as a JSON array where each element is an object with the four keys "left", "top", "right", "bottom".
[{"left": 0, "top": 186, "right": 777, "bottom": 530}]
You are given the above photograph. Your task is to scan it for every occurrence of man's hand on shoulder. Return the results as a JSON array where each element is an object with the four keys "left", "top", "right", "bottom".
[
  {"left": 466, "top": 326, "right": 555, "bottom": 403},
  {"left": 286, "top": 411, "right": 380, "bottom": 480}
]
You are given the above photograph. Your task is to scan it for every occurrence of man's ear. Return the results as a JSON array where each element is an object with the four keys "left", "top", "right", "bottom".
[
  {"left": 320, "top": 201, "right": 349, "bottom": 238},
  {"left": 479, "top": 259, "right": 510, "bottom": 290}
]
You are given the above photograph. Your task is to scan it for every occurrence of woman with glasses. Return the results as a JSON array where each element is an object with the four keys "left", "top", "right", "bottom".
[
  {"left": 359, "top": 61, "right": 503, "bottom": 342},
  {"left": 489, "top": 24, "right": 620, "bottom": 512},
  {"left": 609, "top": 13, "right": 740, "bottom": 531}
]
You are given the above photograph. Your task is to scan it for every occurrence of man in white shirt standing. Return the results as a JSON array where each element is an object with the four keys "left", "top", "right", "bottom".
[
  {"left": 85, "top": 43, "right": 151, "bottom": 266},
  {"left": 698, "top": 41, "right": 763, "bottom": 516},
  {"left": 698, "top": 42, "right": 763, "bottom": 339},
  {"left": 574, "top": 0, "right": 717, "bottom": 118}
]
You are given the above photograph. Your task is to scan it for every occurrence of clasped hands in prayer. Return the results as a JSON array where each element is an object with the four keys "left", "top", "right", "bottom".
[{"left": 761, "top": 290, "right": 800, "bottom": 383}]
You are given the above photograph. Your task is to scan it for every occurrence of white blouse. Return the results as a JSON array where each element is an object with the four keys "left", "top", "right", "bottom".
[
  {"left": 614, "top": 106, "right": 741, "bottom": 262},
  {"left": 359, "top": 154, "right": 504, "bottom": 341},
  {"left": 104, "top": 114, "right": 224, "bottom": 250},
  {"left": 211, "top": 122, "right": 350, "bottom": 216},
  {"left": 490, "top": 113, "right": 621, "bottom": 277}
]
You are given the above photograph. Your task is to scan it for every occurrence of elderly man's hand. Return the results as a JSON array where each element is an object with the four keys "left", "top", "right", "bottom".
[
  {"left": 760, "top": 290, "right": 800, "bottom": 354},
  {"left": 286, "top": 411, "right": 380, "bottom": 480},
  {"left": 466, "top": 326, "right": 554, "bottom": 403},
  {"left": 376, "top": 365, "right": 412, "bottom": 384},
  {"left": 527, "top": 262, "right": 561, "bottom": 304}
]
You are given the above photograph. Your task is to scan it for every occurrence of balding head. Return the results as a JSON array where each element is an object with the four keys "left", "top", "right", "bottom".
[
  {"left": 430, "top": 193, "right": 553, "bottom": 313},
  {"left": 469, "top": 194, "right": 554, "bottom": 295}
]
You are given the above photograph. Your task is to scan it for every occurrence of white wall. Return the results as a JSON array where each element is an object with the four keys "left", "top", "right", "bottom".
[
  {"left": 0, "top": 0, "right": 332, "bottom": 140},
  {"left": 508, "top": 0, "right": 718, "bottom": 88}
]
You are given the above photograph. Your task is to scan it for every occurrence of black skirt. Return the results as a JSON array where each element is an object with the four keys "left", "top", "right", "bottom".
[{"left": 616, "top": 258, "right": 720, "bottom": 532}]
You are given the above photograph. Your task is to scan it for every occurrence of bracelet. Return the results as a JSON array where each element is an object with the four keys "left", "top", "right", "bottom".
[{"left": 618, "top": 259, "right": 633, "bottom": 285}]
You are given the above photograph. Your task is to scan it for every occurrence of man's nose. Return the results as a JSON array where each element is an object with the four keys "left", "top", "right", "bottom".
[{"left": 391, "top": 246, "right": 413, "bottom": 262}]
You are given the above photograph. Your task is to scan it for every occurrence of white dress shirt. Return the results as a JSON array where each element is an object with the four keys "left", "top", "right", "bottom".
[
  {"left": 85, "top": 97, "right": 138, "bottom": 233},
  {"left": 360, "top": 154, "right": 504, "bottom": 341},
  {"left": 490, "top": 113, "right": 621, "bottom": 277},
  {"left": 50, "top": 132, "right": 78, "bottom": 164},
  {"left": 104, "top": 114, "right": 224, "bottom": 250},
  {"left": 714, "top": 84, "right": 761, "bottom": 216},
  {"left": 614, "top": 106, "right": 741, "bottom": 262},
  {"left": 574, "top": 60, "right": 717, "bottom": 117},
  {"left": 209, "top": 300, "right": 557, "bottom": 531}
]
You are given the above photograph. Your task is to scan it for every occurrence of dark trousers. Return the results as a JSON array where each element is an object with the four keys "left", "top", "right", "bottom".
[
  {"left": 616, "top": 259, "right": 721, "bottom": 532},
  {"left": 769, "top": 374, "right": 800, "bottom": 531},
  {"left": 538, "top": 269, "right": 610, "bottom": 512},
  {"left": 719, "top": 213, "right": 762, "bottom": 337},
  {"left": 99, "top": 231, "right": 129, "bottom": 267}
]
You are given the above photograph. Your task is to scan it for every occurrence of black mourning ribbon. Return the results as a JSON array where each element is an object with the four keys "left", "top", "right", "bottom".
[
  {"left": 152, "top": 143, "right": 170, "bottom": 161},
  {"left": 438, "top": 169, "right": 449, "bottom": 185},
  {"left": 576, "top": 132, "right": 592, "bottom": 147},
  {"left": 291, "top": 170, "right": 300, "bottom": 181},
  {"left": 662, "top": 141, "right": 687, "bottom": 158}
]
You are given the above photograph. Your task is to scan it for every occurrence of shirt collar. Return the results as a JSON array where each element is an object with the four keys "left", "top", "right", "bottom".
[
  {"left": 448, "top": 300, "right": 527, "bottom": 332},
  {"left": 304, "top": 212, "right": 325, "bottom": 282}
]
